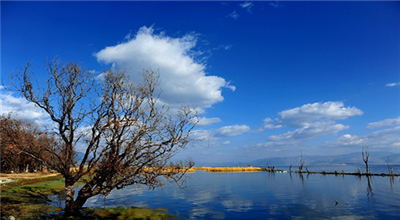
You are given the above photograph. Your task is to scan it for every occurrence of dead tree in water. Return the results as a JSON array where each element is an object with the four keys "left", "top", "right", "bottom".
[
  {"left": 298, "top": 152, "right": 305, "bottom": 172},
  {"left": 362, "top": 143, "right": 370, "bottom": 174}
]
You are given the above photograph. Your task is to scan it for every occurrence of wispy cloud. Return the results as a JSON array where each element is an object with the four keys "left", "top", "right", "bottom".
[
  {"left": 227, "top": 11, "right": 239, "bottom": 20},
  {"left": 385, "top": 82, "right": 400, "bottom": 87},
  {"left": 214, "top": 125, "right": 250, "bottom": 137},
  {"left": 269, "top": 1, "right": 283, "bottom": 9},
  {"left": 239, "top": 2, "right": 254, "bottom": 13},
  {"left": 367, "top": 116, "right": 400, "bottom": 129},
  {"left": 224, "top": 45, "right": 232, "bottom": 50}
]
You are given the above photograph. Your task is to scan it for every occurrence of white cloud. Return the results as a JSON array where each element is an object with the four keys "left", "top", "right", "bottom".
[
  {"left": 269, "top": 2, "right": 283, "bottom": 9},
  {"left": 227, "top": 11, "right": 239, "bottom": 20},
  {"left": 366, "top": 126, "right": 400, "bottom": 148},
  {"left": 222, "top": 141, "right": 231, "bottom": 145},
  {"left": 0, "top": 90, "right": 49, "bottom": 125},
  {"left": 214, "top": 125, "right": 250, "bottom": 137},
  {"left": 253, "top": 101, "right": 362, "bottom": 153},
  {"left": 239, "top": 2, "right": 254, "bottom": 13},
  {"left": 385, "top": 82, "right": 400, "bottom": 87},
  {"left": 367, "top": 116, "right": 400, "bottom": 129},
  {"left": 224, "top": 45, "right": 232, "bottom": 50},
  {"left": 262, "top": 117, "right": 282, "bottom": 130},
  {"left": 279, "top": 101, "right": 363, "bottom": 127},
  {"left": 95, "top": 26, "right": 235, "bottom": 111},
  {"left": 327, "top": 126, "right": 400, "bottom": 150},
  {"left": 330, "top": 134, "right": 365, "bottom": 146},
  {"left": 197, "top": 117, "right": 222, "bottom": 126},
  {"left": 268, "top": 121, "right": 349, "bottom": 142}
]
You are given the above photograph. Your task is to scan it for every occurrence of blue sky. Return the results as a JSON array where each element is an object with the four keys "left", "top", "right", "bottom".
[{"left": 1, "top": 1, "right": 400, "bottom": 164}]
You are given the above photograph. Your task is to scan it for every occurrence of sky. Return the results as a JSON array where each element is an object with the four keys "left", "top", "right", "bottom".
[{"left": 1, "top": 1, "right": 400, "bottom": 164}]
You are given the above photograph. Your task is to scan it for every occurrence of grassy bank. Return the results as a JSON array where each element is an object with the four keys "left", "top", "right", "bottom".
[
  {"left": 0, "top": 173, "right": 175, "bottom": 219},
  {"left": 0, "top": 174, "right": 65, "bottom": 218}
]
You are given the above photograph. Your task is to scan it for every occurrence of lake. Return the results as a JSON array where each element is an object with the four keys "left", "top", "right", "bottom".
[{"left": 75, "top": 165, "right": 400, "bottom": 219}]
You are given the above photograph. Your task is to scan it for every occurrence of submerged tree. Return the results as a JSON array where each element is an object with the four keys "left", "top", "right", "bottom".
[
  {"left": 7, "top": 59, "right": 197, "bottom": 212},
  {"left": 298, "top": 152, "right": 305, "bottom": 172},
  {"left": 362, "top": 143, "right": 370, "bottom": 174}
]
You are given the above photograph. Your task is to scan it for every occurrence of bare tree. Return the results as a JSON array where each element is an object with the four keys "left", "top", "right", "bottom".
[
  {"left": 362, "top": 143, "right": 370, "bottom": 174},
  {"left": 0, "top": 114, "right": 56, "bottom": 173},
  {"left": 7, "top": 59, "right": 198, "bottom": 213},
  {"left": 386, "top": 157, "right": 394, "bottom": 175},
  {"left": 298, "top": 152, "right": 305, "bottom": 173}
]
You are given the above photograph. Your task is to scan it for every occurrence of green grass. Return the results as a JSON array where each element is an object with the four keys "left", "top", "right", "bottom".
[
  {"left": 1, "top": 176, "right": 176, "bottom": 220},
  {"left": 81, "top": 207, "right": 175, "bottom": 220},
  {"left": 33, "top": 206, "right": 175, "bottom": 220},
  {"left": 1, "top": 176, "right": 65, "bottom": 218}
]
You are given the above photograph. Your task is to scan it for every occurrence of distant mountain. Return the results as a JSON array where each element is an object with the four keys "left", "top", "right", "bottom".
[
  {"left": 193, "top": 151, "right": 400, "bottom": 167},
  {"left": 249, "top": 151, "right": 400, "bottom": 167}
]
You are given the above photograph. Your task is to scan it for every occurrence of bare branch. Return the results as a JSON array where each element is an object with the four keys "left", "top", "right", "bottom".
[{"left": 5, "top": 61, "right": 198, "bottom": 213}]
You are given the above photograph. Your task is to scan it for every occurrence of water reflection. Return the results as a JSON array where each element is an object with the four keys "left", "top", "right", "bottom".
[
  {"left": 390, "top": 176, "right": 395, "bottom": 192},
  {"left": 75, "top": 170, "right": 400, "bottom": 219},
  {"left": 366, "top": 176, "right": 374, "bottom": 199}
]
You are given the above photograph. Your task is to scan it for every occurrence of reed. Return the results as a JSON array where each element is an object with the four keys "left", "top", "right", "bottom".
[
  {"left": 194, "top": 166, "right": 261, "bottom": 172},
  {"left": 141, "top": 167, "right": 196, "bottom": 173},
  {"left": 192, "top": 167, "right": 213, "bottom": 171}
]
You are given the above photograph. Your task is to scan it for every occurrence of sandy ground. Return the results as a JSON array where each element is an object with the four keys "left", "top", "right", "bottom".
[{"left": 0, "top": 172, "right": 60, "bottom": 181}]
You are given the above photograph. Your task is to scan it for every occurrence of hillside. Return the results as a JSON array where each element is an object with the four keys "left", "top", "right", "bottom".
[
  {"left": 249, "top": 152, "right": 400, "bottom": 167},
  {"left": 193, "top": 152, "right": 400, "bottom": 167}
]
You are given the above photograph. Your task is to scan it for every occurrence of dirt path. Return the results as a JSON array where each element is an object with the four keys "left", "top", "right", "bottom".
[{"left": 0, "top": 172, "right": 60, "bottom": 180}]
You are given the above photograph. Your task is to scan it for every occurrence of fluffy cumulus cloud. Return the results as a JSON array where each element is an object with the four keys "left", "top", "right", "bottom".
[
  {"left": 95, "top": 26, "right": 235, "bottom": 111},
  {"left": 250, "top": 101, "right": 363, "bottom": 153},
  {"left": 333, "top": 134, "right": 364, "bottom": 146},
  {"left": 0, "top": 89, "right": 48, "bottom": 124},
  {"left": 268, "top": 121, "right": 349, "bottom": 142},
  {"left": 279, "top": 101, "right": 363, "bottom": 127},
  {"left": 197, "top": 117, "right": 222, "bottom": 126},
  {"left": 367, "top": 116, "right": 400, "bottom": 129},
  {"left": 214, "top": 125, "right": 250, "bottom": 137},
  {"left": 261, "top": 118, "right": 282, "bottom": 130},
  {"left": 327, "top": 126, "right": 400, "bottom": 151}
]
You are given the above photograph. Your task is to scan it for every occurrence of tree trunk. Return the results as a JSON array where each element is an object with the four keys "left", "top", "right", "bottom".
[
  {"left": 64, "top": 194, "right": 89, "bottom": 213},
  {"left": 74, "top": 194, "right": 89, "bottom": 210},
  {"left": 64, "top": 183, "right": 91, "bottom": 213},
  {"left": 64, "top": 181, "right": 76, "bottom": 212}
]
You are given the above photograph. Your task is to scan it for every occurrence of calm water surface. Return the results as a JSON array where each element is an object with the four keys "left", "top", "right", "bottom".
[{"left": 82, "top": 165, "right": 400, "bottom": 219}]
